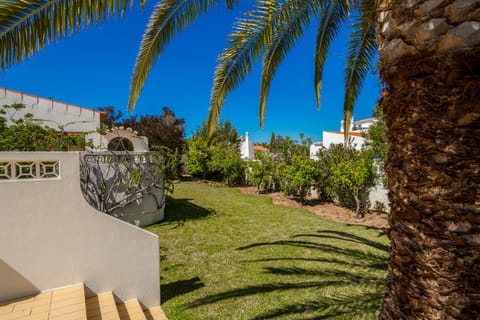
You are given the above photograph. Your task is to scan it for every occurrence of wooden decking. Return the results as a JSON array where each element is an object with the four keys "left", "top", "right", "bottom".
[{"left": 0, "top": 284, "right": 167, "bottom": 320}]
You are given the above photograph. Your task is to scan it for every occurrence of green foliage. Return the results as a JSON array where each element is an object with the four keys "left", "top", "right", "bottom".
[
  {"left": 120, "top": 106, "right": 186, "bottom": 153},
  {"left": 317, "top": 144, "right": 376, "bottom": 216},
  {"left": 362, "top": 107, "right": 388, "bottom": 187},
  {"left": 185, "top": 139, "right": 210, "bottom": 178},
  {"left": 0, "top": 104, "right": 86, "bottom": 151},
  {"left": 208, "top": 144, "right": 246, "bottom": 185},
  {"left": 247, "top": 150, "right": 278, "bottom": 192},
  {"left": 186, "top": 121, "right": 244, "bottom": 184},
  {"left": 268, "top": 133, "right": 309, "bottom": 163},
  {"left": 363, "top": 107, "right": 388, "bottom": 162},
  {"left": 193, "top": 119, "right": 239, "bottom": 147},
  {"left": 278, "top": 155, "right": 320, "bottom": 205}
]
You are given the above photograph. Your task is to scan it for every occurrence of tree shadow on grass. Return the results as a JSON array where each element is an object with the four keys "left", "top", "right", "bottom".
[
  {"left": 250, "top": 291, "right": 384, "bottom": 320},
  {"left": 188, "top": 229, "right": 387, "bottom": 319},
  {"left": 163, "top": 196, "right": 216, "bottom": 224},
  {"left": 292, "top": 229, "right": 390, "bottom": 252},
  {"left": 236, "top": 240, "right": 385, "bottom": 264},
  {"left": 161, "top": 277, "right": 205, "bottom": 303}
]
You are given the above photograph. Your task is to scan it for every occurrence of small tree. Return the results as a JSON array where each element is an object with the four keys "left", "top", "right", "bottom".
[
  {"left": 209, "top": 144, "right": 245, "bottom": 185},
  {"left": 279, "top": 155, "right": 320, "bottom": 206},
  {"left": 185, "top": 138, "right": 210, "bottom": 179},
  {"left": 329, "top": 152, "right": 376, "bottom": 218},
  {"left": 247, "top": 159, "right": 268, "bottom": 193},
  {"left": 185, "top": 120, "right": 244, "bottom": 184},
  {"left": 120, "top": 107, "right": 186, "bottom": 153}
]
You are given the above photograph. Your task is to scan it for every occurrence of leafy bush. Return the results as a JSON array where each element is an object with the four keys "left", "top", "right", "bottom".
[
  {"left": 0, "top": 103, "right": 86, "bottom": 151},
  {"left": 185, "top": 121, "right": 245, "bottom": 185},
  {"left": 316, "top": 144, "right": 376, "bottom": 217},
  {"left": 278, "top": 155, "right": 320, "bottom": 205}
]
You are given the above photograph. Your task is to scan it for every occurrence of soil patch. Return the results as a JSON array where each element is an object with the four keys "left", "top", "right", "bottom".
[{"left": 237, "top": 186, "right": 389, "bottom": 232}]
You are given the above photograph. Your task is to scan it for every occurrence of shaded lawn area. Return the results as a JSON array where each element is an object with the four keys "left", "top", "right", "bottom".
[{"left": 147, "top": 182, "right": 389, "bottom": 320}]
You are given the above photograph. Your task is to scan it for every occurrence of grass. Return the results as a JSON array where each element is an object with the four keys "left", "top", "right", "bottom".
[{"left": 146, "top": 181, "right": 389, "bottom": 320}]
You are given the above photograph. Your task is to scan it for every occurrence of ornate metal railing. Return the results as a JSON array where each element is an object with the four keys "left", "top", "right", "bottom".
[{"left": 80, "top": 151, "right": 168, "bottom": 214}]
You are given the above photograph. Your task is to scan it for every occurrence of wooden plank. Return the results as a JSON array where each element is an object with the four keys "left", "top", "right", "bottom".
[
  {"left": 116, "top": 300, "right": 146, "bottom": 320},
  {"left": 85, "top": 292, "right": 120, "bottom": 320},
  {"left": 143, "top": 306, "right": 168, "bottom": 320}
]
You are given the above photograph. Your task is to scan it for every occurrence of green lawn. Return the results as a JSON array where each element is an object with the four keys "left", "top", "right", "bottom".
[{"left": 147, "top": 181, "right": 389, "bottom": 320}]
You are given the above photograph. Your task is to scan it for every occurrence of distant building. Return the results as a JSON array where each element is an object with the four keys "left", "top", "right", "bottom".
[
  {"left": 254, "top": 145, "right": 269, "bottom": 153},
  {"left": 309, "top": 141, "right": 323, "bottom": 160},
  {"left": 310, "top": 117, "right": 376, "bottom": 159}
]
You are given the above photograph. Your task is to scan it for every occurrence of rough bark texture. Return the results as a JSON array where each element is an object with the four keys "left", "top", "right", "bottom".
[{"left": 377, "top": 0, "right": 480, "bottom": 319}]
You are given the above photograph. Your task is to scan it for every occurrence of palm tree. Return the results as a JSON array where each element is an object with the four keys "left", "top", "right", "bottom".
[{"left": 1, "top": 0, "right": 479, "bottom": 318}]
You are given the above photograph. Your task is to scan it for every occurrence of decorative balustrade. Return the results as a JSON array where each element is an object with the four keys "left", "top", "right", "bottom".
[
  {"left": 0, "top": 160, "right": 60, "bottom": 180},
  {"left": 80, "top": 151, "right": 166, "bottom": 214}
]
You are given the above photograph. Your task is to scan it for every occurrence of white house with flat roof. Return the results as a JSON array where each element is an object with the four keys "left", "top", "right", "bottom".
[{"left": 310, "top": 117, "right": 376, "bottom": 160}]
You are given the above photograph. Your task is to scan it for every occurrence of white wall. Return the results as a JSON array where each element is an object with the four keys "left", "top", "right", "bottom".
[
  {"left": 0, "top": 152, "right": 160, "bottom": 307},
  {"left": 322, "top": 131, "right": 366, "bottom": 150},
  {"left": 309, "top": 142, "right": 323, "bottom": 160},
  {"left": 0, "top": 88, "right": 103, "bottom": 148}
]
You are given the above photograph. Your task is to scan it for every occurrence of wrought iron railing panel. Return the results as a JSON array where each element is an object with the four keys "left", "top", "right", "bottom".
[{"left": 79, "top": 151, "right": 167, "bottom": 214}]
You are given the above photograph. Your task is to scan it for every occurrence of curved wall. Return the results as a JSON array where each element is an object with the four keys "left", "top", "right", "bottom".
[{"left": 0, "top": 152, "right": 160, "bottom": 307}]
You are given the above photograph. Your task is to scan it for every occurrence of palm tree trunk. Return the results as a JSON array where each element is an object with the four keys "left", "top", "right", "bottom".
[{"left": 376, "top": 0, "right": 480, "bottom": 319}]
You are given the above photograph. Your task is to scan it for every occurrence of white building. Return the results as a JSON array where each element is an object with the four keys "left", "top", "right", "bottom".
[
  {"left": 310, "top": 117, "right": 376, "bottom": 159},
  {"left": 0, "top": 88, "right": 149, "bottom": 151}
]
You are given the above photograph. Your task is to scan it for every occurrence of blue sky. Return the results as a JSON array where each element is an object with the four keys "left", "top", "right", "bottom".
[{"left": 0, "top": 2, "right": 381, "bottom": 143}]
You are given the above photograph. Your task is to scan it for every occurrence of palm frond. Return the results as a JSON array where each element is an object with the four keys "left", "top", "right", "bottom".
[
  {"left": 206, "top": 0, "right": 281, "bottom": 137},
  {"left": 314, "top": 0, "right": 352, "bottom": 110},
  {"left": 260, "top": 0, "right": 318, "bottom": 127},
  {"left": 128, "top": 0, "right": 232, "bottom": 111},
  {"left": 343, "top": 0, "right": 377, "bottom": 139},
  {"left": 0, "top": 0, "right": 135, "bottom": 71}
]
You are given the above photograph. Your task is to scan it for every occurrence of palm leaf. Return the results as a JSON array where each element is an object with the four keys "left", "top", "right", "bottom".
[
  {"left": 128, "top": 0, "right": 236, "bottom": 111},
  {"left": 206, "top": 0, "right": 281, "bottom": 137},
  {"left": 343, "top": 0, "right": 377, "bottom": 139},
  {"left": 314, "top": 0, "right": 352, "bottom": 110},
  {"left": 0, "top": 0, "right": 137, "bottom": 71},
  {"left": 260, "top": 0, "right": 319, "bottom": 127}
]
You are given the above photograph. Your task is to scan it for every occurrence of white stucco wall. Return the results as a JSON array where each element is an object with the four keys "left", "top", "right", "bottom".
[
  {"left": 368, "top": 184, "right": 390, "bottom": 212},
  {"left": 322, "top": 131, "right": 366, "bottom": 150},
  {"left": 0, "top": 152, "right": 160, "bottom": 307},
  {"left": 0, "top": 88, "right": 103, "bottom": 148},
  {"left": 309, "top": 142, "right": 323, "bottom": 160}
]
